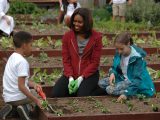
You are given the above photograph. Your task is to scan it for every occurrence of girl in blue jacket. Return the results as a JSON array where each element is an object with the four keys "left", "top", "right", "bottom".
[{"left": 99, "top": 32, "right": 155, "bottom": 102}]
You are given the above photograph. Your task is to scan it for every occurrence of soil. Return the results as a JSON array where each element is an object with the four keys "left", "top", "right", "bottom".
[
  {"left": 14, "top": 24, "right": 69, "bottom": 35},
  {"left": 26, "top": 54, "right": 160, "bottom": 68},
  {"left": 44, "top": 95, "right": 160, "bottom": 116}
]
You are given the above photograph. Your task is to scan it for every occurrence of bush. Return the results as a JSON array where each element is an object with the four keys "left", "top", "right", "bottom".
[
  {"left": 126, "top": 0, "right": 160, "bottom": 26},
  {"left": 92, "top": 7, "right": 112, "bottom": 21},
  {"left": 9, "top": 0, "right": 40, "bottom": 14}
]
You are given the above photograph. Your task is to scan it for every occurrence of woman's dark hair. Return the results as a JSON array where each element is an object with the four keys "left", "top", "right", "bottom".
[
  {"left": 13, "top": 31, "right": 32, "bottom": 48},
  {"left": 7, "top": 0, "right": 10, "bottom": 3},
  {"left": 70, "top": 8, "right": 93, "bottom": 39},
  {"left": 114, "top": 32, "right": 133, "bottom": 45},
  {"left": 62, "top": 0, "right": 77, "bottom": 14}
]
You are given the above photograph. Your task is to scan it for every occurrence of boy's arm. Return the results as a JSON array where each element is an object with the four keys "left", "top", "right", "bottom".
[
  {"left": 18, "top": 77, "right": 42, "bottom": 108},
  {"left": 28, "top": 80, "right": 42, "bottom": 92},
  {"left": 109, "top": 0, "right": 113, "bottom": 4}
]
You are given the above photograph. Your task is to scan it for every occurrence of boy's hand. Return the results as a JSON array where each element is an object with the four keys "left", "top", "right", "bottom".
[
  {"left": 109, "top": 73, "right": 115, "bottom": 86},
  {"left": 35, "top": 99, "right": 43, "bottom": 109},
  {"left": 117, "top": 94, "right": 127, "bottom": 102},
  {"left": 34, "top": 84, "right": 42, "bottom": 92}
]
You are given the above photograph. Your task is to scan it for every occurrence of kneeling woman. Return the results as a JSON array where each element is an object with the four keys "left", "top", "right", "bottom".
[{"left": 52, "top": 8, "right": 102, "bottom": 97}]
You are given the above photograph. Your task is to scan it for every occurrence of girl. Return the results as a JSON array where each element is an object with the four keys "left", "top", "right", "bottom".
[
  {"left": 52, "top": 8, "right": 103, "bottom": 97},
  {"left": 58, "top": 0, "right": 81, "bottom": 27},
  {"left": 0, "top": 0, "right": 14, "bottom": 36},
  {"left": 98, "top": 32, "right": 155, "bottom": 102}
]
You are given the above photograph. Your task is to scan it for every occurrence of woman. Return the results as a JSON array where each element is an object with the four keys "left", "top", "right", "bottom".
[
  {"left": 0, "top": 0, "right": 14, "bottom": 36},
  {"left": 52, "top": 8, "right": 104, "bottom": 97}
]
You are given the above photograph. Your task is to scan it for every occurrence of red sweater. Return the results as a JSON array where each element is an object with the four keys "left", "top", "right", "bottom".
[{"left": 62, "top": 30, "right": 102, "bottom": 79}]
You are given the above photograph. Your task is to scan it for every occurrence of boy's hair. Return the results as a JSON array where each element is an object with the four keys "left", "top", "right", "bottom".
[
  {"left": 62, "top": 0, "right": 77, "bottom": 14},
  {"left": 70, "top": 8, "right": 93, "bottom": 39},
  {"left": 115, "top": 32, "right": 134, "bottom": 45},
  {"left": 13, "top": 31, "right": 32, "bottom": 48}
]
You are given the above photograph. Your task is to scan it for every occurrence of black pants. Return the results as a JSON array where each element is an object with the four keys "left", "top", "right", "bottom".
[{"left": 52, "top": 71, "right": 106, "bottom": 97}]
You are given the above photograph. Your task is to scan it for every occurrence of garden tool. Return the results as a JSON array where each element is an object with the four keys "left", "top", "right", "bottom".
[{"left": 37, "top": 89, "right": 55, "bottom": 113}]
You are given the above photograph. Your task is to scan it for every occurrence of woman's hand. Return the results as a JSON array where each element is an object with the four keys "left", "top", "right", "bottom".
[{"left": 109, "top": 73, "right": 115, "bottom": 86}]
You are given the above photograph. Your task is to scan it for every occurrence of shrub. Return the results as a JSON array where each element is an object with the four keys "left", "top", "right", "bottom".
[
  {"left": 9, "top": 0, "right": 40, "bottom": 14},
  {"left": 126, "top": 0, "right": 160, "bottom": 26}
]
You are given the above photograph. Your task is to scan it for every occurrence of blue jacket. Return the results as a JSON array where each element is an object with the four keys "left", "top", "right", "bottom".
[{"left": 109, "top": 45, "right": 155, "bottom": 97}]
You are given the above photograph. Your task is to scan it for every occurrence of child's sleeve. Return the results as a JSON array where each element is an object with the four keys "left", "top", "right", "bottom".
[
  {"left": 17, "top": 60, "right": 29, "bottom": 77},
  {"left": 109, "top": 53, "right": 119, "bottom": 76},
  {"left": 0, "top": 1, "right": 5, "bottom": 19}
]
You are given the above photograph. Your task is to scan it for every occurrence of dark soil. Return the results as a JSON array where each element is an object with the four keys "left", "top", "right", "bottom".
[
  {"left": 44, "top": 95, "right": 160, "bottom": 116},
  {"left": 26, "top": 54, "right": 160, "bottom": 68}
]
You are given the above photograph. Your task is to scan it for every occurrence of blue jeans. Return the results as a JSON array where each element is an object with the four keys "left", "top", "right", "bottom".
[{"left": 98, "top": 77, "right": 131, "bottom": 96}]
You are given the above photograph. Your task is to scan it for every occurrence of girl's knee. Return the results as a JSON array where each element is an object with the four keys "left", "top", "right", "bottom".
[{"left": 98, "top": 78, "right": 109, "bottom": 88}]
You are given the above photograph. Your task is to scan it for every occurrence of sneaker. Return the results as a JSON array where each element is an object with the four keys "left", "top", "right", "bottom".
[
  {"left": 17, "top": 105, "right": 31, "bottom": 120},
  {"left": 0, "top": 104, "right": 12, "bottom": 120}
]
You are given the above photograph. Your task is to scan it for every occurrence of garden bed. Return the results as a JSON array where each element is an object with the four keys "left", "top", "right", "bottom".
[
  {"left": 38, "top": 95, "right": 160, "bottom": 120},
  {"left": 14, "top": 23, "right": 160, "bottom": 38}
]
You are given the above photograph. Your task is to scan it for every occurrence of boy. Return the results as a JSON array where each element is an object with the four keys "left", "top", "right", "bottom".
[{"left": 0, "top": 31, "right": 42, "bottom": 120}]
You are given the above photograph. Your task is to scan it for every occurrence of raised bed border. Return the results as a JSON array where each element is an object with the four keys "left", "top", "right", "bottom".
[
  {"left": 41, "top": 78, "right": 160, "bottom": 97},
  {"left": 39, "top": 110, "right": 160, "bottom": 120},
  {"left": 0, "top": 47, "right": 160, "bottom": 58},
  {"left": 29, "top": 32, "right": 160, "bottom": 40}
]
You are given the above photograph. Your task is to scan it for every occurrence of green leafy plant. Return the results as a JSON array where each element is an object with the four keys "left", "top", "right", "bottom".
[
  {"left": 0, "top": 37, "right": 13, "bottom": 50},
  {"left": 9, "top": 0, "right": 40, "bottom": 14},
  {"left": 100, "top": 70, "right": 107, "bottom": 79},
  {"left": 41, "top": 100, "right": 49, "bottom": 109},
  {"left": 68, "top": 99, "right": 84, "bottom": 113},
  {"left": 33, "top": 38, "right": 49, "bottom": 49},
  {"left": 54, "top": 40, "right": 62, "bottom": 49},
  {"left": 39, "top": 52, "right": 49, "bottom": 63},
  {"left": 31, "top": 68, "right": 61, "bottom": 85},
  {"left": 137, "top": 94, "right": 146, "bottom": 101},
  {"left": 152, "top": 104, "right": 159, "bottom": 112},
  {"left": 102, "top": 36, "right": 110, "bottom": 47},
  {"left": 147, "top": 67, "right": 160, "bottom": 80},
  {"left": 126, "top": 101, "right": 134, "bottom": 111},
  {"left": 31, "top": 22, "right": 46, "bottom": 32}
]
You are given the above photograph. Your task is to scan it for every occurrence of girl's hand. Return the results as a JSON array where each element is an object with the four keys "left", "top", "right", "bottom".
[
  {"left": 117, "top": 94, "right": 127, "bottom": 102},
  {"left": 109, "top": 73, "right": 115, "bottom": 86}
]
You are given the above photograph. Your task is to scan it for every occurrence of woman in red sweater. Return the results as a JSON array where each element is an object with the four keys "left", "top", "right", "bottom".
[{"left": 52, "top": 8, "right": 104, "bottom": 97}]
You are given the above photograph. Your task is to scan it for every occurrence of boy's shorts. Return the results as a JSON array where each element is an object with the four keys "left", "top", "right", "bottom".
[{"left": 112, "top": 3, "right": 126, "bottom": 17}]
